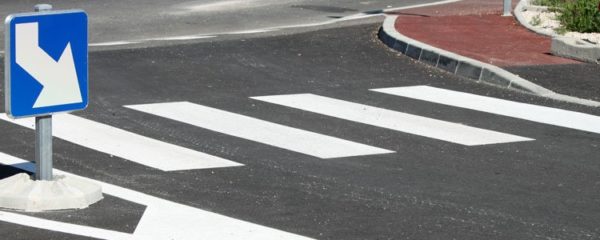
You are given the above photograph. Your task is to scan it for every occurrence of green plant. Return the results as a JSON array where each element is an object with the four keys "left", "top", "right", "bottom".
[
  {"left": 556, "top": 0, "right": 600, "bottom": 33},
  {"left": 554, "top": 25, "right": 569, "bottom": 34},
  {"left": 531, "top": 0, "right": 564, "bottom": 7},
  {"left": 530, "top": 15, "right": 543, "bottom": 25}
]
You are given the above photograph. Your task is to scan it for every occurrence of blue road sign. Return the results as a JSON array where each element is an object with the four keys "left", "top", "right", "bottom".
[{"left": 4, "top": 10, "right": 88, "bottom": 118}]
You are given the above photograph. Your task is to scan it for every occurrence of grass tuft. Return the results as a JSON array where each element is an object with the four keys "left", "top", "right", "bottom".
[{"left": 530, "top": 0, "right": 600, "bottom": 33}]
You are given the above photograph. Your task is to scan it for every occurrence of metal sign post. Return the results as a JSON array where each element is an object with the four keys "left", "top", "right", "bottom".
[
  {"left": 503, "top": 0, "right": 512, "bottom": 16},
  {"left": 33, "top": 4, "right": 53, "bottom": 181},
  {"left": 35, "top": 115, "right": 52, "bottom": 180}
]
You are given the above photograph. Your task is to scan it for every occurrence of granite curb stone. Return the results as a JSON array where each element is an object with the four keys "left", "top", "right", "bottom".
[{"left": 378, "top": 15, "right": 600, "bottom": 107}]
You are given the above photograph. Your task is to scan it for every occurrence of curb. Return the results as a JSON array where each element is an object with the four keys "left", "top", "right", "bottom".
[
  {"left": 551, "top": 37, "right": 600, "bottom": 64},
  {"left": 514, "top": 0, "right": 600, "bottom": 64},
  {"left": 378, "top": 15, "right": 600, "bottom": 107},
  {"left": 513, "top": 0, "right": 554, "bottom": 37}
]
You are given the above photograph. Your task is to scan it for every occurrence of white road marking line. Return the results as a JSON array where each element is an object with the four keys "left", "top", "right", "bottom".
[
  {"left": 176, "top": 0, "right": 258, "bottom": 12},
  {"left": 86, "top": 0, "right": 462, "bottom": 48},
  {"left": 383, "top": 0, "right": 461, "bottom": 12},
  {"left": 88, "top": 41, "right": 139, "bottom": 47},
  {"left": 125, "top": 102, "right": 393, "bottom": 158},
  {"left": 0, "top": 153, "right": 313, "bottom": 240},
  {"left": 0, "top": 211, "right": 133, "bottom": 240},
  {"left": 245, "top": 0, "right": 463, "bottom": 31},
  {"left": 252, "top": 94, "right": 533, "bottom": 146},
  {"left": 225, "top": 29, "right": 274, "bottom": 35},
  {"left": 148, "top": 35, "right": 216, "bottom": 41},
  {"left": 371, "top": 85, "right": 600, "bottom": 134},
  {"left": 0, "top": 114, "right": 242, "bottom": 171}
]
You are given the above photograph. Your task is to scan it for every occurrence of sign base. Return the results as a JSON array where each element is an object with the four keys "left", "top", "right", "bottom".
[{"left": 0, "top": 173, "right": 102, "bottom": 212}]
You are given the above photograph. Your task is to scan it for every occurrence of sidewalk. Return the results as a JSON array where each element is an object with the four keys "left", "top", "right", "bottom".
[{"left": 382, "top": 0, "right": 600, "bottom": 103}]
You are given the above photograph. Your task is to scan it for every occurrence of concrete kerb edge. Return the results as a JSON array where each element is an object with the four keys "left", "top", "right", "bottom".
[
  {"left": 515, "top": 0, "right": 600, "bottom": 64},
  {"left": 514, "top": 0, "right": 555, "bottom": 37},
  {"left": 380, "top": 15, "right": 553, "bottom": 94},
  {"left": 379, "top": 15, "right": 600, "bottom": 107},
  {"left": 551, "top": 37, "right": 600, "bottom": 63}
]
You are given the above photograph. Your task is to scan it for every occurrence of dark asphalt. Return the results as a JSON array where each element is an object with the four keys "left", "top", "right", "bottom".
[
  {"left": 0, "top": 0, "right": 441, "bottom": 45},
  {"left": 0, "top": 22, "right": 599, "bottom": 239},
  {"left": 506, "top": 63, "right": 600, "bottom": 102}
]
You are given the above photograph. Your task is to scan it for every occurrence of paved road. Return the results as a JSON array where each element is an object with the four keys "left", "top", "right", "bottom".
[
  {"left": 0, "top": 19, "right": 599, "bottom": 239},
  {"left": 0, "top": 0, "right": 440, "bottom": 46},
  {"left": 507, "top": 64, "right": 600, "bottom": 102}
]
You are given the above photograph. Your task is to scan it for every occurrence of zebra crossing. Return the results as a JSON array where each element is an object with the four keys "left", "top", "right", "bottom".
[
  {"left": 1, "top": 85, "right": 599, "bottom": 239},
  {"left": 2, "top": 85, "right": 599, "bottom": 172}
]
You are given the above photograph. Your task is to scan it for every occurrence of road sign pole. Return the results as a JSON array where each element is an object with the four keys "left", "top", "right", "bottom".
[
  {"left": 34, "top": 3, "right": 53, "bottom": 12},
  {"left": 33, "top": 4, "right": 53, "bottom": 181},
  {"left": 35, "top": 116, "right": 53, "bottom": 180},
  {"left": 503, "top": 0, "right": 512, "bottom": 16}
]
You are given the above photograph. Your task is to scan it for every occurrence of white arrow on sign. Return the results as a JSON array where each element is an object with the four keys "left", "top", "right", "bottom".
[{"left": 15, "top": 22, "right": 83, "bottom": 108}]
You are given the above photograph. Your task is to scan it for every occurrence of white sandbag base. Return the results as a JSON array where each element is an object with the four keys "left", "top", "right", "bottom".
[{"left": 0, "top": 173, "right": 103, "bottom": 212}]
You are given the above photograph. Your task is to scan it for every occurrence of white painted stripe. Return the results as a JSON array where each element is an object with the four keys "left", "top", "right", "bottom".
[
  {"left": 0, "top": 211, "right": 133, "bottom": 240},
  {"left": 256, "top": 0, "right": 463, "bottom": 31},
  {"left": 372, "top": 85, "right": 600, "bottom": 134},
  {"left": 225, "top": 29, "right": 273, "bottom": 35},
  {"left": 86, "top": 0, "right": 461, "bottom": 49},
  {"left": 125, "top": 102, "right": 393, "bottom": 158},
  {"left": 0, "top": 152, "right": 313, "bottom": 240},
  {"left": 252, "top": 94, "right": 533, "bottom": 146},
  {"left": 84, "top": 0, "right": 462, "bottom": 50},
  {"left": 88, "top": 41, "right": 138, "bottom": 47},
  {"left": 382, "top": 0, "right": 462, "bottom": 12},
  {"left": 149, "top": 35, "right": 215, "bottom": 41},
  {"left": 0, "top": 114, "right": 242, "bottom": 171}
]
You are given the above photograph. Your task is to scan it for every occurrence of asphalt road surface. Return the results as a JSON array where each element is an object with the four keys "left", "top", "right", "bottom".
[
  {"left": 0, "top": 1, "right": 600, "bottom": 240},
  {"left": 0, "top": 0, "right": 441, "bottom": 46}
]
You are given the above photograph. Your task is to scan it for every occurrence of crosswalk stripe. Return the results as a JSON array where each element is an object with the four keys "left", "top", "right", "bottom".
[
  {"left": 0, "top": 114, "right": 242, "bottom": 171},
  {"left": 251, "top": 94, "right": 533, "bottom": 146},
  {"left": 0, "top": 152, "right": 314, "bottom": 240},
  {"left": 371, "top": 85, "right": 600, "bottom": 134},
  {"left": 125, "top": 102, "right": 393, "bottom": 159},
  {"left": 0, "top": 211, "right": 132, "bottom": 240}
]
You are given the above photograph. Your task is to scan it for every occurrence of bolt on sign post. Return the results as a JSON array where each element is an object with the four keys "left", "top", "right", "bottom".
[{"left": 5, "top": 4, "right": 88, "bottom": 180}]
